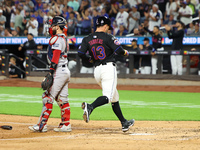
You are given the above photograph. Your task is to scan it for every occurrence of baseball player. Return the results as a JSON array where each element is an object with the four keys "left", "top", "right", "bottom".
[
  {"left": 142, "top": 25, "right": 163, "bottom": 74},
  {"left": 78, "top": 16, "right": 134, "bottom": 132},
  {"left": 29, "top": 16, "right": 71, "bottom": 132},
  {"left": 165, "top": 21, "right": 184, "bottom": 75}
]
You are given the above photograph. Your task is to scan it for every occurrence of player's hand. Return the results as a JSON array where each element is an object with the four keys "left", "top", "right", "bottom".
[
  {"left": 124, "top": 50, "right": 129, "bottom": 57},
  {"left": 151, "top": 52, "right": 155, "bottom": 56},
  {"left": 165, "top": 25, "right": 171, "bottom": 31},
  {"left": 191, "top": 48, "right": 196, "bottom": 51},
  {"left": 89, "top": 57, "right": 93, "bottom": 63}
]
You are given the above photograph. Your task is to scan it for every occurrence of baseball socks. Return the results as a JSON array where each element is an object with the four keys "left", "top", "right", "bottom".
[
  {"left": 90, "top": 96, "right": 109, "bottom": 112},
  {"left": 111, "top": 101, "right": 126, "bottom": 123}
]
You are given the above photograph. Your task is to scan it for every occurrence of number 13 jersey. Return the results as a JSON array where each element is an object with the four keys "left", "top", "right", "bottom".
[{"left": 79, "top": 32, "right": 125, "bottom": 67}]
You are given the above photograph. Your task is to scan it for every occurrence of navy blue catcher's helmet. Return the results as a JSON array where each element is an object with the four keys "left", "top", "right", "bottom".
[{"left": 51, "top": 16, "right": 67, "bottom": 28}]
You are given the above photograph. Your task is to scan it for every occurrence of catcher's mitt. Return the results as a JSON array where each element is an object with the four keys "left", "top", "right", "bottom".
[{"left": 41, "top": 73, "right": 54, "bottom": 90}]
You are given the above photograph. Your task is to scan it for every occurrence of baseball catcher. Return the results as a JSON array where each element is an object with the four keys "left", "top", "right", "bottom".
[{"left": 29, "top": 16, "right": 71, "bottom": 132}]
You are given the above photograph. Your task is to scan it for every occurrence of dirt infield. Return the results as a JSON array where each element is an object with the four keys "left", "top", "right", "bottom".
[
  {"left": 0, "top": 115, "right": 200, "bottom": 150},
  {"left": 0, "top": 79, "right": 200, "bottom": 150},
  {"left": 0, "top": 78, "right": 200, "bottom": 92}
]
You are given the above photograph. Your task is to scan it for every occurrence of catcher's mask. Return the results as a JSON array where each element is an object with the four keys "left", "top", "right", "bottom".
[{"left": 45, "top": 16, "right": 67, "bottom": 37}]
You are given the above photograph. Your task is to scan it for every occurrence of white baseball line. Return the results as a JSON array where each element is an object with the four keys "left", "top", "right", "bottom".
[{"left": 0, "top": 121, "right": 198, "bottom": 141}]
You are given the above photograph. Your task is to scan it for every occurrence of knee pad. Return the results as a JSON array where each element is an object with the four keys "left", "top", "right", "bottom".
[{"left": 43, "top": 95, "right": 54, "bottom": 105}]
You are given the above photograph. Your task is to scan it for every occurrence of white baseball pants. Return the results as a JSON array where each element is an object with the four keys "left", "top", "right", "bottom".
[
  {"left": 94, "top": 62, "right": 119, "bottom": 103},
  {"left": 170, "top": 55, "right": 183, "bottom": 75}
]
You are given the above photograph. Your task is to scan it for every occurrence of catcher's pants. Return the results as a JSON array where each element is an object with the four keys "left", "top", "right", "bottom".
[
  {"left": 94, "top": 62, "right": 119, "bottom": 103},
  {"left": 49, "top": 65, "right": 70, "bottom": 102},
  {"left": 170, "top": 55, "right": 183, "bottom": 75}
]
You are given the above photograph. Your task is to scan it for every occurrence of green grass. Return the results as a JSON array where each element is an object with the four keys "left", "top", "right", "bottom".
[{"left": 0, "top": 86, "right": 200, "bottom": 121}]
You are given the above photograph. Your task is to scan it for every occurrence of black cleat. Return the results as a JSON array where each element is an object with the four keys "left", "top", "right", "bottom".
[
  {"left": 81, "top": 102, "right": 93, "bottom": 123},
  {"left": 121, "top": 119, "right": 135, "bottom": 132}
]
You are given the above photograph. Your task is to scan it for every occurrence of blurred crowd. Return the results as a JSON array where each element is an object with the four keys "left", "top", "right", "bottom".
[{"left": 0, "top": 0, "right": 200, "bottom": 37}]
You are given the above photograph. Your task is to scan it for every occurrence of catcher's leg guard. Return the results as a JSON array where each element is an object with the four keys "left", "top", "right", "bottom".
[
  {"left": 56, "top": 98, "right": 70, "bottom": 126},
  {"left": 38, "top": 93, "right": 54, "bottom": 131}
]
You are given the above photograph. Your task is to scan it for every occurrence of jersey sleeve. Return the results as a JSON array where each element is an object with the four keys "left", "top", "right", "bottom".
[
  {"left": 78, "top": 37, "right": 91, "bottom": 60},
  {"left": 107, "top": 34, "right": 125, "bottom": 56}
]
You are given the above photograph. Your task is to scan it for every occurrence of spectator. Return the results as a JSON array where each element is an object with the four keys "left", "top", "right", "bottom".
[
  {"left": 153, "top": 0, "right": 167, "bottom": 17},
  {"left": 186, "top": 0, "right": 196, "bottom": 17},
  {"left": 93, "top": 0, "right": 103, "bottom": 14},
  {"left": 92, "top": 8, "right": 100, "bottom": 32},
  {"left": 63, "top": 6, "right": 73, "bottom": 20},
  {"left": 133, "top": 27, "right": 142, "bottom": 36},
  {"left": 139, "top": 37, "right": 152, "bottom": 74},
  {"left": 145, "top": 4, "right": 162, "bottom": 31},
  {"left": 41, "top": 3, "right": 49, "bottom": 15},
  {"left": 2, "top": 1, "right": 12, "bottom": 29},
  {"left": 116, "top": 24, "right": 128, "bottom": 36},
  {"left": 78, "top": 0, "right": 90, "bottom": 17},
  {"left": 128, "top": 0, "right": 140, "bottom": 6},
  {"left": 22, "top": 28, "right": 28, "bottom": 36},
  {"left": 79, "top": 8, "right": 92, "bottom": 35},
  {"left": 34, "top": 0, "right": 43, "bottom": 11},
  {"left": 11, "top": 29, "right": 19, "bottom": 37},
  {"left": 178, "top": 0, "right": 192, "bottom": 26},
  {"left": 22, "top": 11, "right": 31, "bottom": 30},
  {"left": 0, "top": 9, "right": 6, "bottom": 28},
  {"left": 127, "top": 5, "right": 140, "bottom": 33},
  {"left": 164, "top": 0, "right": 177, "bottom": 21},
  {"left": 4, "top": 28, "right": 12, "bottom": 37},
  {"left": 42, "top": 12, "right": 53, "bottom": 36},
  {"left": 24, "top": 0, "right": 35, "bottom": 12},
  {"left": 187, "top": 22, "right": 195, "bottom": 35},
  {"left": 8, "top": 57, "right": 22, "bottom": 78},
  {"left": 165, "top": 21, "right": 185, "bottom": 75},
  {"left": 26, "top": 15, "right": 38, "bottom": 36},
  {"left": 14, "top": 8, "right": 23, "bottom": 31},
  {"left": 123, "top": 0, "right": 131, "bottom": 12},
  {"left": 0, "top": 25, "right": 3, "bottom": 36},
  {"left": 34, "top": 10, "right": 43, "bottom": 35},
  {"left": 17, "top": 33, "right": 37, "bottom": 77},
  {"left": 130, "top": 39, "right": 140, "bottom": 74},
  {"left": 16, "top": 26, "right": 23, "bottom": 36},
  {"left": 18, "top": 3, "right": 25, "bottom": 17},
  {"left": 109, "top": 2, "right": 119, "bottom": 19},
  {"left": 112, "top": 21, "right": 119, "bottom": 36},
  {"left": 52, "top": 0, "right": 65, "bottom": 15},
  {"left": 67, "top": 11, "right": 77, "bottom": 35},
  {"left": 101, "top": 7, "right": 109, "bottom": 18},
  {"left": 163, "top": 14, "right": 176, "bottom": 26},
  {"left": 67, "top": 0, "right": 80, "bottom": 11},
  {"left": 137, "top": 0, "right": 150, "bottom": 23},
  {"left": 115, "top": 5, "right": 129, "bottom": 30},
  {"left": 190, "top": 22, "right": 200, "bottom": 35}
]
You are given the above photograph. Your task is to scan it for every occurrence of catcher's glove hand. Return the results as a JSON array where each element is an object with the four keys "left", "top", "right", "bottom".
[{"left": 41, "top": 73, "right": 54, "bottom": 90}]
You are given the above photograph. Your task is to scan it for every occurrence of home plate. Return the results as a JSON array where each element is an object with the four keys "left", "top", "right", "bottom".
[{"left": 130, "top": 133, "right": 155, "bottom": 135}]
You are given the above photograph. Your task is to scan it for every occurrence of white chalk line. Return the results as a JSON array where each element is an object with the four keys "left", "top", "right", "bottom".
[
  {"left": 0, "top": 93, "right": 200, "bottom": 108},
  {"left": 0, "top": 121, "right": 199, "bottom": 141},
  {"left": 0, "top": 134, "right": 86, "bottom": 141}
]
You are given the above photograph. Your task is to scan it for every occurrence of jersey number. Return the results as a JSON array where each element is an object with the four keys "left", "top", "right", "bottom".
[{"left": 91, "top": 46, "right": 106, "bottom": 60}]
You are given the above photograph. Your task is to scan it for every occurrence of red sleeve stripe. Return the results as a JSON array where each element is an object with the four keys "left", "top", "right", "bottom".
[{"left": 51, "top": 50, "right": 61, "bottom": 64}]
